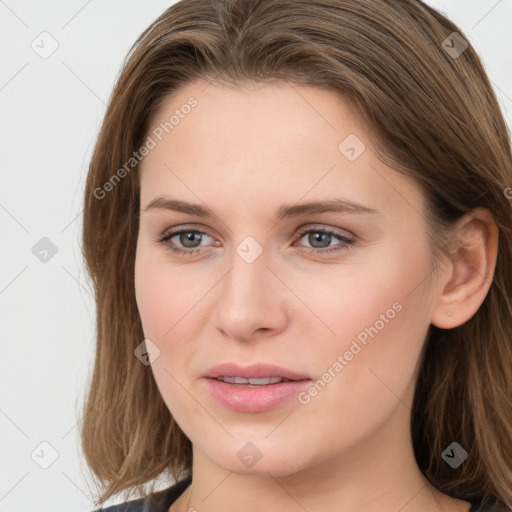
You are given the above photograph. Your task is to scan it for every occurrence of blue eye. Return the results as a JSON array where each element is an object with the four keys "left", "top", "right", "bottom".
[
  {"left": 157, "top": 228, "right": 213, "bottom": 255},
  {"left": 295, "top": 227, "right": 354, "bottom": 253},
  {"left": 157, "top": 226, "right": 354, "bottom": 256}
]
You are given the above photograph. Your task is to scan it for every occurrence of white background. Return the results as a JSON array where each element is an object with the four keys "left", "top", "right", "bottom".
[{"left": 1, "top": 1, "right": 511, "bottom": 511}]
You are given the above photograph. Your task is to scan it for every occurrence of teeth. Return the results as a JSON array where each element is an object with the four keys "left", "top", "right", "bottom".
[
  {"left": 249, "top": 377, "right": 284, "bottom": 385},
  {"left": 217, "top": 376, "right": 287, "bottom": 385}
]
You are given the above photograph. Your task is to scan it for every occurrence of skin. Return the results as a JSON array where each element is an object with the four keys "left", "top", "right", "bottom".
[{"left": 134, "top": 79, "right": 498, "bottom": 512}]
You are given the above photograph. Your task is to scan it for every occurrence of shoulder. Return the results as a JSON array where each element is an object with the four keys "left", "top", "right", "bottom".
[{"left": 90, "top": 477, "right": 192, "bottom": 512}]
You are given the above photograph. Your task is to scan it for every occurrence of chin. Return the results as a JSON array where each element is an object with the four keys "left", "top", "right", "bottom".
[{"left": 200, "top": 436, "right": 316, "bottom": 477}]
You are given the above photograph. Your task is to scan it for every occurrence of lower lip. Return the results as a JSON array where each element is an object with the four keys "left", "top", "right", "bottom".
[{"left": 203, "top": 378, "right": 312, "bottom": 413}]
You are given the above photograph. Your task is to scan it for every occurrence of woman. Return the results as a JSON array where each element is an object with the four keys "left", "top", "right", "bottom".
[{"left": 80, "top": 0, "right": 512, "bottom": 511}]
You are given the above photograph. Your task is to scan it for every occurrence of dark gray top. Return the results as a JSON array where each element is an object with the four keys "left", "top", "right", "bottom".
[{"left": 91, "top": 476, "right": 509, "bottom": 511}]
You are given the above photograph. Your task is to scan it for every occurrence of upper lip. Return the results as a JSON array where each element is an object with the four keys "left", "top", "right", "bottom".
[{"left": 203, "top": 363, "right": 311, "bottom": 381}]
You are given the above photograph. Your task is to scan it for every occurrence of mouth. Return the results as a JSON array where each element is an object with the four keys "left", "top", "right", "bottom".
[
  {"left": 212, "top": 376, "right": 295, "bottom": 386},
  {"left": 203, "top": 362, "right": 311, "bottom": 381},
  {"left": 202, "top": 363, "right": 312, "bottom": 412}
]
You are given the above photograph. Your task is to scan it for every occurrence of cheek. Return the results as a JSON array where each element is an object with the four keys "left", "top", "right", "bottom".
[
  {"left": 134, "top": 247, "right": 217, "bottom": 392},
  {"left": 300, "top": 249, "right": 432, "bottom": 433},
  {"left": 134, "top": 246, "right": 207, "bottom": 343},
  {"left": 134, "top": 259, "right": 169, "bottom": 342},
  {"left": 134, "top": 249, "right": 202, "bottom": 421}
]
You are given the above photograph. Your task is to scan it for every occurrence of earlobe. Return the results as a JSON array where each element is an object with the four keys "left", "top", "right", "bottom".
[{"left": 430, "top": 208, "right": 498, "bottom": 330}]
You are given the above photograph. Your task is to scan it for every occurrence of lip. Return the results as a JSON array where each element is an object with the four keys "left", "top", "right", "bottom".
[
  {"left": 203, "top": 362, "right": 312, "bottom": 413},
  {"left": 203, "top": 362, "right": 311, "bottom": 381}
]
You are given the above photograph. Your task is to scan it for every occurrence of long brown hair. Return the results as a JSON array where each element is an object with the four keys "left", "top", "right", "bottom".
[{"left": 80, "top": 0, "right": 512, "bottom": 507}]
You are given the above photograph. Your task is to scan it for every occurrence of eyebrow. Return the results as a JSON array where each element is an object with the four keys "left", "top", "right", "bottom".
[{"left": 143, "top": 196, "right": 381, "bottom": 221}]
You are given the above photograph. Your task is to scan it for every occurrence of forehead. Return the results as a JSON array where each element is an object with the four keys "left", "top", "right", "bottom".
[
  {"left": 138, "top": 79, "right": 424, "bottom": 221},
  {"left": 145, "top": 78, "right": 368, "bottom": 152}
]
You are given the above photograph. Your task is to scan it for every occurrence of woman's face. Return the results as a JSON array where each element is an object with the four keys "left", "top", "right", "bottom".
[{"left": 135, "top": 79, "right": 445, "bottom": 477}]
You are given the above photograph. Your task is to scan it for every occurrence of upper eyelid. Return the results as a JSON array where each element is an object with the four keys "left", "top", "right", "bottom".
[{"left": 159, "top": 224, "right": 215, "bottom": 241}]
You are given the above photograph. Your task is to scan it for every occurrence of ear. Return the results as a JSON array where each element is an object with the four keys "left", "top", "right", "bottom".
[{"left": 431, "top": 207, "right": 499, "bottom": 329}]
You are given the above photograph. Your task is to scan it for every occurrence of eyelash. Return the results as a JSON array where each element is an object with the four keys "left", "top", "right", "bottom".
[{"left": 156, "top": 225, "right": 355, "bottom": 256}]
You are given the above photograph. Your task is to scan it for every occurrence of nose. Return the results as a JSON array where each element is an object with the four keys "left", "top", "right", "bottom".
[{"left": 212, "top": 247, "right": 289, "bottom": 342}]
